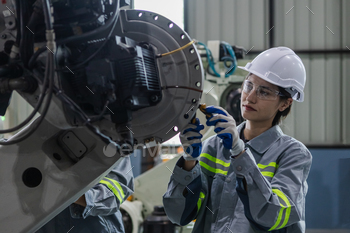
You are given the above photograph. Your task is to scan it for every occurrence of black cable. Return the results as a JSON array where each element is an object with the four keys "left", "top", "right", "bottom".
[
  {"left": 56, "top": 0, "right": 120, "bottom": 45},
  {"left": 53, "top": 88, "right": 119, "bottom": 147},
  {"left": 76, "top": 15, "right": 102, "bottom": 26},
  {"left": 44, "top": 0, "right": 120, "bottom": 72},
  {"left": 90, "top": 100, "right": 110, "bottom": 122},
  {"left": 45, "top": 78, "right": 122, "bottom": 148},
  {"left": 162, "top": 86, "right": 203, "bottom": 93},
  {"left": 85, "top": 122, "right": 121, "bottom": 148},
  {"left": 28, "top": 46, "right": 46, "bottom": 69},
  {"left": 54, "top": 87, "right": 90, "bottom": 121},
  {"left": 42, "top": 0, "right": 53, "bottom": 30},
  {"left": 24, "top": 0, "right": 53, "bottom": 68},
  {"left": 1, "top": 0, "right": 119, "bottom": 147},
  {"left": 19, "top": 0, "right": 34, "bottom": 68},
  {"left": 0, "top": 0, "right": 52, "bottom": 134},
  {"left": 14, "top": 0, "right": 21, "bottom": 46},
  {"left": 0, "top": 0, "right": 55, "bottom": 143},
  {"left": 0, "top": 54, "right": 54, "bottom": 145},
  {"left": 0, "top": 65, "right": 49, "bottom": 133},
  {"left": 64, "top": 3, "right": 120, "bottom": 71},
  {"left": 23, "top": 9, "right": 43, "bottom": 68}
]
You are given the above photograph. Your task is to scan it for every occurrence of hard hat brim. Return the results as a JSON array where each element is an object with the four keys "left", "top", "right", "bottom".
[
  {"left": 237, "top": 66, "right": 249, "bottom": 72},
  {"left": 237, "top": 65, "right": 304, "bottom": 102}
]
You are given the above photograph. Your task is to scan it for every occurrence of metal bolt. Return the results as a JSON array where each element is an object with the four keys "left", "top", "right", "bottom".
[{"left": 151, "top": 95, "right": 159, "bottom": 102}]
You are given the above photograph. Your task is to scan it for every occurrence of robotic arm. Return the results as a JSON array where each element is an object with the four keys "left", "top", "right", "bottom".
[{"left": 0, "top": 1, "right": 204, "bottom": 232}]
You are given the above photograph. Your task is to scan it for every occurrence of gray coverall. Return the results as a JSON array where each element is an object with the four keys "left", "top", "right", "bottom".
[
  {"left": 163, "top": 122, "right": 312, "bottom": 233},
  {"left": 37, "top": 155, "right": 134, "bottom": 233}
]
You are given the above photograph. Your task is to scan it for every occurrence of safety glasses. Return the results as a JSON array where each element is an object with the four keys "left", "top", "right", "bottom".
[{"left": 242, "top": 80, "right": 285, "bottom": 100}]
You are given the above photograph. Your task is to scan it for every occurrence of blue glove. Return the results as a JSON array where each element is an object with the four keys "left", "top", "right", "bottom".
[
  {"left": 179, "top": 118, "right": 205, "bottom": 160},
  {"left": 204, "top": 106, "right": 244, "bottom": 155}
]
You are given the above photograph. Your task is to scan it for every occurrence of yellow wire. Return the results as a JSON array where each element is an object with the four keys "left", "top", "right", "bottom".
[{"left": 159, "top": 40, "right": 195, "bottom": 57}]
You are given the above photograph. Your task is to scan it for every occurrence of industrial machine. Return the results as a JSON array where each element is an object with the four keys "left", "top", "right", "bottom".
[
  {"left": 0, "top": 1, "right": 204, "bottom": 232},
  {"left": 118, "top": 41, "right": 248, "bottom": 233}
]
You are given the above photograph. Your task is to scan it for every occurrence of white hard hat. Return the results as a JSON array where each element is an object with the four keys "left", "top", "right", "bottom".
[{"left": 238, "top": 47, "right": 306, "bottom": 102}]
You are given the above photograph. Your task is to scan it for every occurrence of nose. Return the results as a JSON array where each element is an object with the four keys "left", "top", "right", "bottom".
[{"left": 245, "top": 88, "right": 257, "bottom": 103}]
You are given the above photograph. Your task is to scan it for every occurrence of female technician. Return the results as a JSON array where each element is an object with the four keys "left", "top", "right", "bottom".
[{"left": 163, "top": 47, "right": 312, "bottom": 232}]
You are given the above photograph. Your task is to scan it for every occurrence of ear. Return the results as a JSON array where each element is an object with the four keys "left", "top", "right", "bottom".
[{"left": 279, "top": 98, "right": 293, "bottom": 112}]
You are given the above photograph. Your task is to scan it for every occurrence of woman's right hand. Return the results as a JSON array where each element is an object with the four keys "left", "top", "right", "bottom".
[{"left": 179, "top": 118, "right": 204, "bottom": 162}]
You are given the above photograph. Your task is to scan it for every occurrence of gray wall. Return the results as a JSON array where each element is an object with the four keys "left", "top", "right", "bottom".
[
  {"left": 185, "top": 0, "right": 350, "bottom": 145},
  {"left": 185, "top": 0, "right": 268, "bottom": 50}
]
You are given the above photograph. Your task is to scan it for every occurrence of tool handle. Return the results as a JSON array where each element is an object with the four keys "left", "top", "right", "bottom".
[{"left": 199, "top": 104, "right": 212, "bottom": 118}]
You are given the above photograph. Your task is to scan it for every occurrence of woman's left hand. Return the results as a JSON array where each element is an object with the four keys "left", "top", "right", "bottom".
[{"left": 204, "top": 106, "right": 245, "bottom": 155}]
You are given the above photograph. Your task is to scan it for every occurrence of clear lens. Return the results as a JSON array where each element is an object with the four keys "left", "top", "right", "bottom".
[
  {"left": 257, "top": 87, "right": 277, "bottom": 100},
  {"left": 243, "top": 80, "right": 279, "bottom": 100},
  {"left": 243, "top": 81, "right": 253, "bottom": 93}
]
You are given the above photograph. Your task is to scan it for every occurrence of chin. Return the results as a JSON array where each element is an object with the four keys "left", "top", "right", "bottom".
[
  {"left": 242, "top": 113, "right": 260, "bottom": 123},
  {"left": 242, "top": 111, "right": 253, "bottom": 119}
]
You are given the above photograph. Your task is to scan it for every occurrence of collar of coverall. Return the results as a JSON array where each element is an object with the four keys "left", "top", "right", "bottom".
[{"left": 237, "top": 122, "right": 284, "bottom": 154}]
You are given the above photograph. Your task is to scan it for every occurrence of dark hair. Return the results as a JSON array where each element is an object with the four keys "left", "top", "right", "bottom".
[{"left": 272, "top": 87, "right": 292, "bottom": 126}]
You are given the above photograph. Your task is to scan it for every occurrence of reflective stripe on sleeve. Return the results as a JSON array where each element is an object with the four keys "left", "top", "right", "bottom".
[
  {"left": 258, "top": 162, "right": 279, "bottom": 178},
  {"left": 200, "top": 153, "right": 230, "bottom": 167},
  {"left": 104, "top": 177, "right": 126, "bottom": 198},
  {"left": 99, "top": 177, "right": 125, "bottom": 203},
  {"left": 257, "top": 162, "right": 278, "bottom": 169},
  {"left": 199, "top": 153, "right": 230, "bottom": 175},
  {"left": 199, "top": 161, "right": 228, "bottom": 175},
  {"left": 269, "top": 188, "right": 292, "bottom": 231}
]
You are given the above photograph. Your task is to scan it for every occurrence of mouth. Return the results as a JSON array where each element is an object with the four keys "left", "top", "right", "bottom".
[{"left": 243, "top": 105, "right": 257, "bottom": 111}]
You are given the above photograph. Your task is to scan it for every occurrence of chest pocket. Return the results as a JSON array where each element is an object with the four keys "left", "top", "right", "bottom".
[{"left": 257, "top": 162, "right": 279, "bottom": 182}]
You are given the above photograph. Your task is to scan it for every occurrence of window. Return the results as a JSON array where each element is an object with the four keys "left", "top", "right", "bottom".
[{"left": 133, "top": 0, "right": 184, "bottom": 29}]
